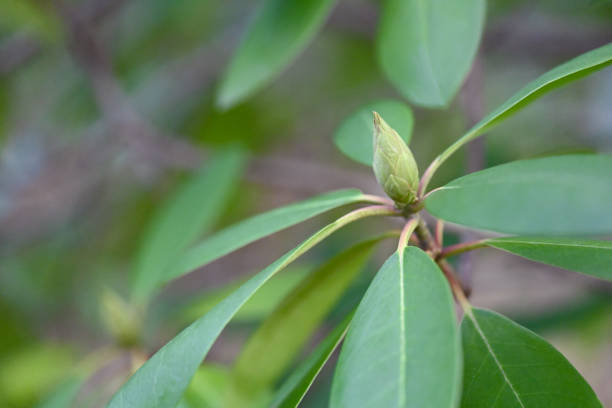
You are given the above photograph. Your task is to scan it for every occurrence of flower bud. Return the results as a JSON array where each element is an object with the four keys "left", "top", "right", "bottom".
[
  {"left": 372, "top": 111, "right": 419, "bottom": 208},
  {"left": 100, "top": 288, "right": 142, "bottom": 347}
]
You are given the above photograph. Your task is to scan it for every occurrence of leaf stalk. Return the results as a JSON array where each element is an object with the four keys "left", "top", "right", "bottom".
[{"left": 438, "top": 239, "right": 488, "bottom": 260}]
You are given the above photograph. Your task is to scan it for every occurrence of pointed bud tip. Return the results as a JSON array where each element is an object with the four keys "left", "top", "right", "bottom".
[
  {"left": 372, "top": 110, "right": 382, "bottom": 122},
  {"left": 372, "top": 111, "right": 384, "bottom": 132}
]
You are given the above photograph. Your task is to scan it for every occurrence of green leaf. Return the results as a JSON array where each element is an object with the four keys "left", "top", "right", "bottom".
[
  {"left": 217, "top": 0, "right": 338, "bottom": 109},
  {"left": 465, "top": 42, "right": 612, "bottom": 143},
  {"left": 271, "top": 314, "right": 352, "bottom": 408},
  {"left": 168, "top": 189, "right": 373, "bottom": 283},
  {"left": 486, "top": 237, "right": 612, "bottom": 281},
  {"left": 333, "top": 100, "right": 413, "bottom": 165},
  {"left": 461, "top": 308, "right": 602, "bottom": 408},
  {"left": 180, "top": 267, "right": 308, "bottom": 324},
  {"left": 229, "top": 238, "right": 383, "bottom": 406},
  {"left": 0, "top": 344, "right": 74, "bottom": 407},
  {"left": 131, "top": 148, "right": 246, "bottom": 301},
  {"left": 424, "top": 43, "right": 612, "bottom": 187},
  {"left": 107, "top": 206, "right": 394, "bottom": 408},
  {"left": 330, "top": 247, "right": 461, "bottom": 408},
  {"left": 426, "top": 155, "right": 612, "bottom": 235},
  {"left": 377, "top": 0, "right": 485, "bottom": 107}
]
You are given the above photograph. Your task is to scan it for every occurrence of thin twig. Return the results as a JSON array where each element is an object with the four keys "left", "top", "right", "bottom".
[
  {"left": 437, "top": 259, "right": 472, "bottom": 310},
  {"left": 435, "top": 220, "right": 444, "bottom": 248}
]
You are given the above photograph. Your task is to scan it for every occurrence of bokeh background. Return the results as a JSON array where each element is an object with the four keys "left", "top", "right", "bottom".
[{"left": 1, "top": 0, "right": 612, "bottom": 407}]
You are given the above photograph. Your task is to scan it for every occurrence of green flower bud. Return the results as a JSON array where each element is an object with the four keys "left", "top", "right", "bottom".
[
  {"left": 372, "top": 111, "right": 419, "bottom": 208},
  {"left": 100, "top": 288, "right": 142, "bottom": 347}
]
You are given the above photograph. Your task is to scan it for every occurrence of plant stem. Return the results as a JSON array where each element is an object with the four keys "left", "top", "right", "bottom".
[
  {"left": 435, "top": 220, "right": 444, "bottom": 247},
  {"left": 438, "top": 239, "right": 488, "bottom": 259},
  {"left": 361, "top": 194, "right": 395, "bottom": 206},
  {"left": 437, "top": 259, "right": 472, "bottom": 313},
  {"left": 415, "top": 218, "right": 440, "bottom": 258},
  {"left": 418, "top": 125, "right": 485, "bottom": 197},
  {"left": 415, "top": 217, "right": 473, "bottom": 302},
  {"left": 325, "top": 205, "right": 401, "bottom": 234},
  {"left": 397, "top": 218, "right": 419, "bottom": 253}
]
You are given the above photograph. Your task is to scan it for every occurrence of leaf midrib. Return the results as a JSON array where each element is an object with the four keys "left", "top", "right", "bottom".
[
  {"left": 416, "top": 0, "right": 443, "bottom": 102},
  {"left": 468, "top": 311, "right": 526, "bottom": 408},
  {"left": 490, "top": 240, "right": 612, "bottom": 250},
  {"left": 397, "top": 251, "right": 407, "bottom": 407}
]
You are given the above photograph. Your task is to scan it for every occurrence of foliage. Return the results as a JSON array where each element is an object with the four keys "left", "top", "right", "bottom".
[
  {"left": 1, "top": 0, "right": 611, "bottom": 407},
  {"left": 108, "top": 37, "right": 612, "bottom": 407}
]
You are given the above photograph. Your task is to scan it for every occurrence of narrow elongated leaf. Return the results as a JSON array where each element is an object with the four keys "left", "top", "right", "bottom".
[
  {"left": 333, "top": 100, "right": 413, "bottom": 165},
  {"left": 426, "top": 155, "right": 612, "bottom": 235},
  {"left": 464, "top": 42, "right": 612, "bottom": 144},
  {"left": 425, "top": 43, "right": 612, "bottom": 183},
  {"left": 229, "top": 238, "right": 382, "bottom": 406},
  {"left": 168, "top": 189, "right": 371, "bottom": 283},
  {"left": 330, "top": 247, "right": 460, "bottom": 408},
  {"left": 131, "top": 149, "right": 246, "bottom": 300},
  {"left": 271, "top": 314, "right": 352, "bottom": 408},
  {"left": 108, "top": 206, "right": 393, "bottom": 408},
  {"left": 461, "top": 308, "right": 602, "bottom": 408},
  {"left": 217, "top": 0, "right": 338, "bottom": 109},
  {"left": 487, "top": 237, "right": 612, "bottom": 281},
  {"left": 377, "top": 0, "right": 485, "bottom": 107}
]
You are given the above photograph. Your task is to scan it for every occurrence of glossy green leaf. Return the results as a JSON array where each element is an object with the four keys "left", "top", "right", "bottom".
[
  {"left": 217, "top": 0, "right": 338, "bottom": 109},
  {"left": 168, "top": 189, "right": 373, "bottom": 283},
  {"left": 377, "top": 0, "right": 485, "bottom": 107},
  {"left": 461, "top": 308, "right": 602, "bottom": 408},
  {"left": 229, "top": 238, "right": 382, "bottom": 406},
  {"left": 487, "top": 237, "right": 612, "bottom": 281},
  {"left": 108, "top": 206, "right": 393, "bottom": 408},
  {"left": 330, "top": 247, "right": 461, "bottom": 408},
  {"left": 271, "top": 314, "right": 352, "bottom": 408},
  {"left": 425, "top": 43, "right": 612, "bottom": 185},
  {"left": 131, "top": 149, "right": 246, "bottom": 301},
  {"left": 333, "top": 100, "right": 413, "bottom": 165},
  {"left": 426, "top": 155, "right": 612, "bottom": 235}
]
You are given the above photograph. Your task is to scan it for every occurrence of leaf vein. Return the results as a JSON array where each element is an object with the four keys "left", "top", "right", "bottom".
[{"left": 469, "top": 312, "right": 526, "bottom": 408}]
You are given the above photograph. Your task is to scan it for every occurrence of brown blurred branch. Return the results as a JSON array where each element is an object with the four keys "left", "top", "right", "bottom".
[{"left": 0, "top": 9, "right": 381, "bottom": 240}]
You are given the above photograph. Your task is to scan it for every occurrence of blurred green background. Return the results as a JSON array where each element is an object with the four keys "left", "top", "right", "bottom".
[{"left": 1, "top": 0, "right": 611, "bottom": 407}]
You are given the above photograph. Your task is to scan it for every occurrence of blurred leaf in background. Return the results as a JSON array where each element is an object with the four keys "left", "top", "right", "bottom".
[
  {"left": 217, "top": 0, "right": 338, "bottom": 109},
  {"left": 131, "top": 148, "right": 247, "bottom": 301},
  {"left": 0, "top": 0, "right": 61, "bottom": 42},
  {"left": 0, "top": 344, "right": 74, "bottom": 407},
  {"left": 333, "top": 99, "right": 413, "bottom": 165},
  {"left": 377, "top": 0, "right": 485, "bottom": 107}
]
